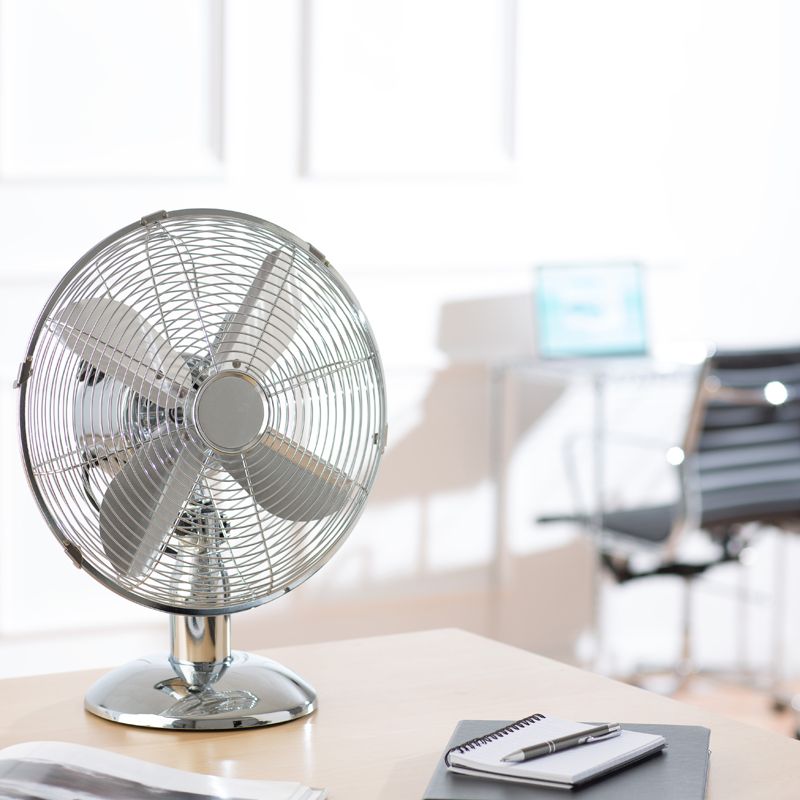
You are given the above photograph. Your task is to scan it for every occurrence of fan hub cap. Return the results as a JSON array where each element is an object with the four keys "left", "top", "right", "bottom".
[{"left": 193, "top": 371, "right": 267, "bottom": 453}]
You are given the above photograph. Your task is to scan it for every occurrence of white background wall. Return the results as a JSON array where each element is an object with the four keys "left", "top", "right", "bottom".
[{"left": 1, "top": 0, "right": 799, "bottom": 678}]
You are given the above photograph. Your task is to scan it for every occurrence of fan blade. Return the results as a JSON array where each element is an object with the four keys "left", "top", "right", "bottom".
[
  {"left": 214, "top": 250, "right": 299, "bottom": 370},
  {"left": 74, "top": 373, "right": 134, "bottom": 478},
  {"left": 223, "top": 432, "right": 353, "bottom": 521},
  {"left": 99, "top": 437, "right": 205, "bottom": 578},
  {"left": 51, "top": 298, "right": 191, "bottom": 405}
]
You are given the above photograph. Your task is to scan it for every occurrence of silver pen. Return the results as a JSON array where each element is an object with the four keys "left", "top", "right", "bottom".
[{"left": 501, "top": 723, "right": 622, "bottom": 763}]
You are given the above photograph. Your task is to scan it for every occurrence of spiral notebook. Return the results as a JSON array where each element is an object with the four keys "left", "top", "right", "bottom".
[
  {"left": 425, "top": 720, "right": 710, "bottom": 799},
  {"left": 444, "top": 714, "right": 666, "bottom": 789}
]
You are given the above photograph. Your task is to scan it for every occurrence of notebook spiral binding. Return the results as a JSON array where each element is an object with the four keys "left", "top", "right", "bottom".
[{"left": 446, "top": 714, "right": 546, "bottom": 762}]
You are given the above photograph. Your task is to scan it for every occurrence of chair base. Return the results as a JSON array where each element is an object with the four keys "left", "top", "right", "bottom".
[{"left": 766, "top": 685, "right": 800, "bottom": 739}]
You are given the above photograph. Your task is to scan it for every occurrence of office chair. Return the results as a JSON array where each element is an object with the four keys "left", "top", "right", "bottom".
[{"left": 538, "top": 346, "right": 800, "bottom": 690}]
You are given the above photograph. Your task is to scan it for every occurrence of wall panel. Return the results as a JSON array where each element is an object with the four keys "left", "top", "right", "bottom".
[
  {"left": 0, "top": 0, "right": 224, "bottom": 179},
  {"left": 302, "top": 0, "right": 517, "bottom": 176}
]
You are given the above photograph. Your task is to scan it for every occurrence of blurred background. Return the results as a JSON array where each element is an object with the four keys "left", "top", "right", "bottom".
[{"left": 2, "top": 0, "right": 800, "bottom": 735}]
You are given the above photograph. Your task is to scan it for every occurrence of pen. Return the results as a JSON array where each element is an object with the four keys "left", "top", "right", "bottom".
[{"left": 501, "top": 723, "right": 622, "bottom": 763}]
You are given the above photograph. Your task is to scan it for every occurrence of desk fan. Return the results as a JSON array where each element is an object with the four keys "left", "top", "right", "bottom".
[{"left": 16, "top": 209, "right": 386, "bottom": 730}]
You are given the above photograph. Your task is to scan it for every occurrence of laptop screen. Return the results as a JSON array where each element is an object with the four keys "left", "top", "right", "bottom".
[{"left": 535, "top": 262, "right": 648, "bottom": 359}]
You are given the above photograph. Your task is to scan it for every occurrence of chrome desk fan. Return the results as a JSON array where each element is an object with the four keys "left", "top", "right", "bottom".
[{"left": 16, "top": 209, "right": 386, "bottom": 730}]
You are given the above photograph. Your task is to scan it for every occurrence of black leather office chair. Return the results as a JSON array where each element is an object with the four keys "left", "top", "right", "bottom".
[{"left": 539, "top": 346, "right": 800, "bottom": 685}]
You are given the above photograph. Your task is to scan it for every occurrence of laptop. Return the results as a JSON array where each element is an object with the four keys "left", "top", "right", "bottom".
[{"left": 535, "top": 262, "right": 648, "bottom": 363}]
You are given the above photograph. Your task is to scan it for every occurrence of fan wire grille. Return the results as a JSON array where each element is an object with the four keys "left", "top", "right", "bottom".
[{"left": 20, "top": 210, "right": 386, "bottom": 614}]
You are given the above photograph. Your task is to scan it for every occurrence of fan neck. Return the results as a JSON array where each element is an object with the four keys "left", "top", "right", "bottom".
[{"left": 169, "top": 614, "right": 231, "bottom": 688}]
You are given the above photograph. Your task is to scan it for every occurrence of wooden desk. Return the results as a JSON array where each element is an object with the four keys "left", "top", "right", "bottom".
[{"left": 1, "top": 628, "right": 798, "bottom": 798}]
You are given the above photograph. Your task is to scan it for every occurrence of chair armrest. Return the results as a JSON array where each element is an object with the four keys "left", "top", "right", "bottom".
[{"left": 708, "top": 385, "right": 789, "bottom": 406}]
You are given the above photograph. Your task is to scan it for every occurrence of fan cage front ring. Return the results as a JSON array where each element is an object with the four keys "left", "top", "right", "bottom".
[{"left": 18, "top": 208, "right": 387, "bottom": 616}]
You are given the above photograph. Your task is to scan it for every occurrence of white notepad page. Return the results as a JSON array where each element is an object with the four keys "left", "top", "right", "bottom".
[{"left": 447, "top": 715, "right": 665, "bottom": 788}]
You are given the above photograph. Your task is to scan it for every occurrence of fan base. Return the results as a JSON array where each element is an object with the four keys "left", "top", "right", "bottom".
[{"left": 84, "top": 650, "right": 316, "bottom": 730}]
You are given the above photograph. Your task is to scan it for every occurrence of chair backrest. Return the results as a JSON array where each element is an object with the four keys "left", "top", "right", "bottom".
[{"left": 683, "top": 347, "right": 800, "bottom": 531}]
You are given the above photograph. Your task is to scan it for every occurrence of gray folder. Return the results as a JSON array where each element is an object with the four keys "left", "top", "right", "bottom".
[{"left": 423, "top": 721, "right": 709, "bottom": 799}]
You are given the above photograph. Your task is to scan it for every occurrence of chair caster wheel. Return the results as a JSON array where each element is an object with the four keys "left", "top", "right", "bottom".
[{"left": 772, "top": 698, "right": 789, "bottom": 713}]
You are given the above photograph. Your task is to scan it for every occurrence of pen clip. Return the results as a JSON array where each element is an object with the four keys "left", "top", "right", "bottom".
[{"left": 585, "top": 729, "right": 621, "bottom": 744}]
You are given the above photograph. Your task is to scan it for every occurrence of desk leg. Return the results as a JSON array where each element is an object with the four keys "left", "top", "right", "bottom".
[
  {"left": 489, "top": 366, "right": 510, "bottom": 638},
  {"left": 589, "top": 372, "right": 607, "bottom": 672},
  {"left": 771, "top": 527, "right": 789, "bottom": 711}
]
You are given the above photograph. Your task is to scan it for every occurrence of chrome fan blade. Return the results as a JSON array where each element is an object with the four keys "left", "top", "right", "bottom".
[
  {"left": 223, "top": 432, "right": 353, "bottom": 521},
  {"left": 214, "top": 250, "right": 299, "bottom": 369},
  {"left": 99, "top": 437, "right": 205, "bottom": 578},
  {"left": 51, "top": 298, "right": 192, "bottom": 405},
  {"left": 74, "top": 373, "right": 133, "bottom": 478}
]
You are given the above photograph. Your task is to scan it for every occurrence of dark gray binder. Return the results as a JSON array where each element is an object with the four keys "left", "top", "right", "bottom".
[{"left": 423, "top": 721, "right": 710, "bottom": 799}]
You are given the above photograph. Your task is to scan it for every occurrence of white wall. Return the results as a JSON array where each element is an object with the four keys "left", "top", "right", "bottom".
[{"left": 0, "top": 0, "right": 799, "bottom": 677}]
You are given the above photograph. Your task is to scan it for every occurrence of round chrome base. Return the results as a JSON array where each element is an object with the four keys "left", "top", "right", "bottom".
[{"left": 84, "top": 651, "right": 316, "bottom": 730}]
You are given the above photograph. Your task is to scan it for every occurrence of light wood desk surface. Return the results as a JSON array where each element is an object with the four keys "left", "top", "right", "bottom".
[{"left": 1, "top": 628, "right": 798, "bottom": 798}]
